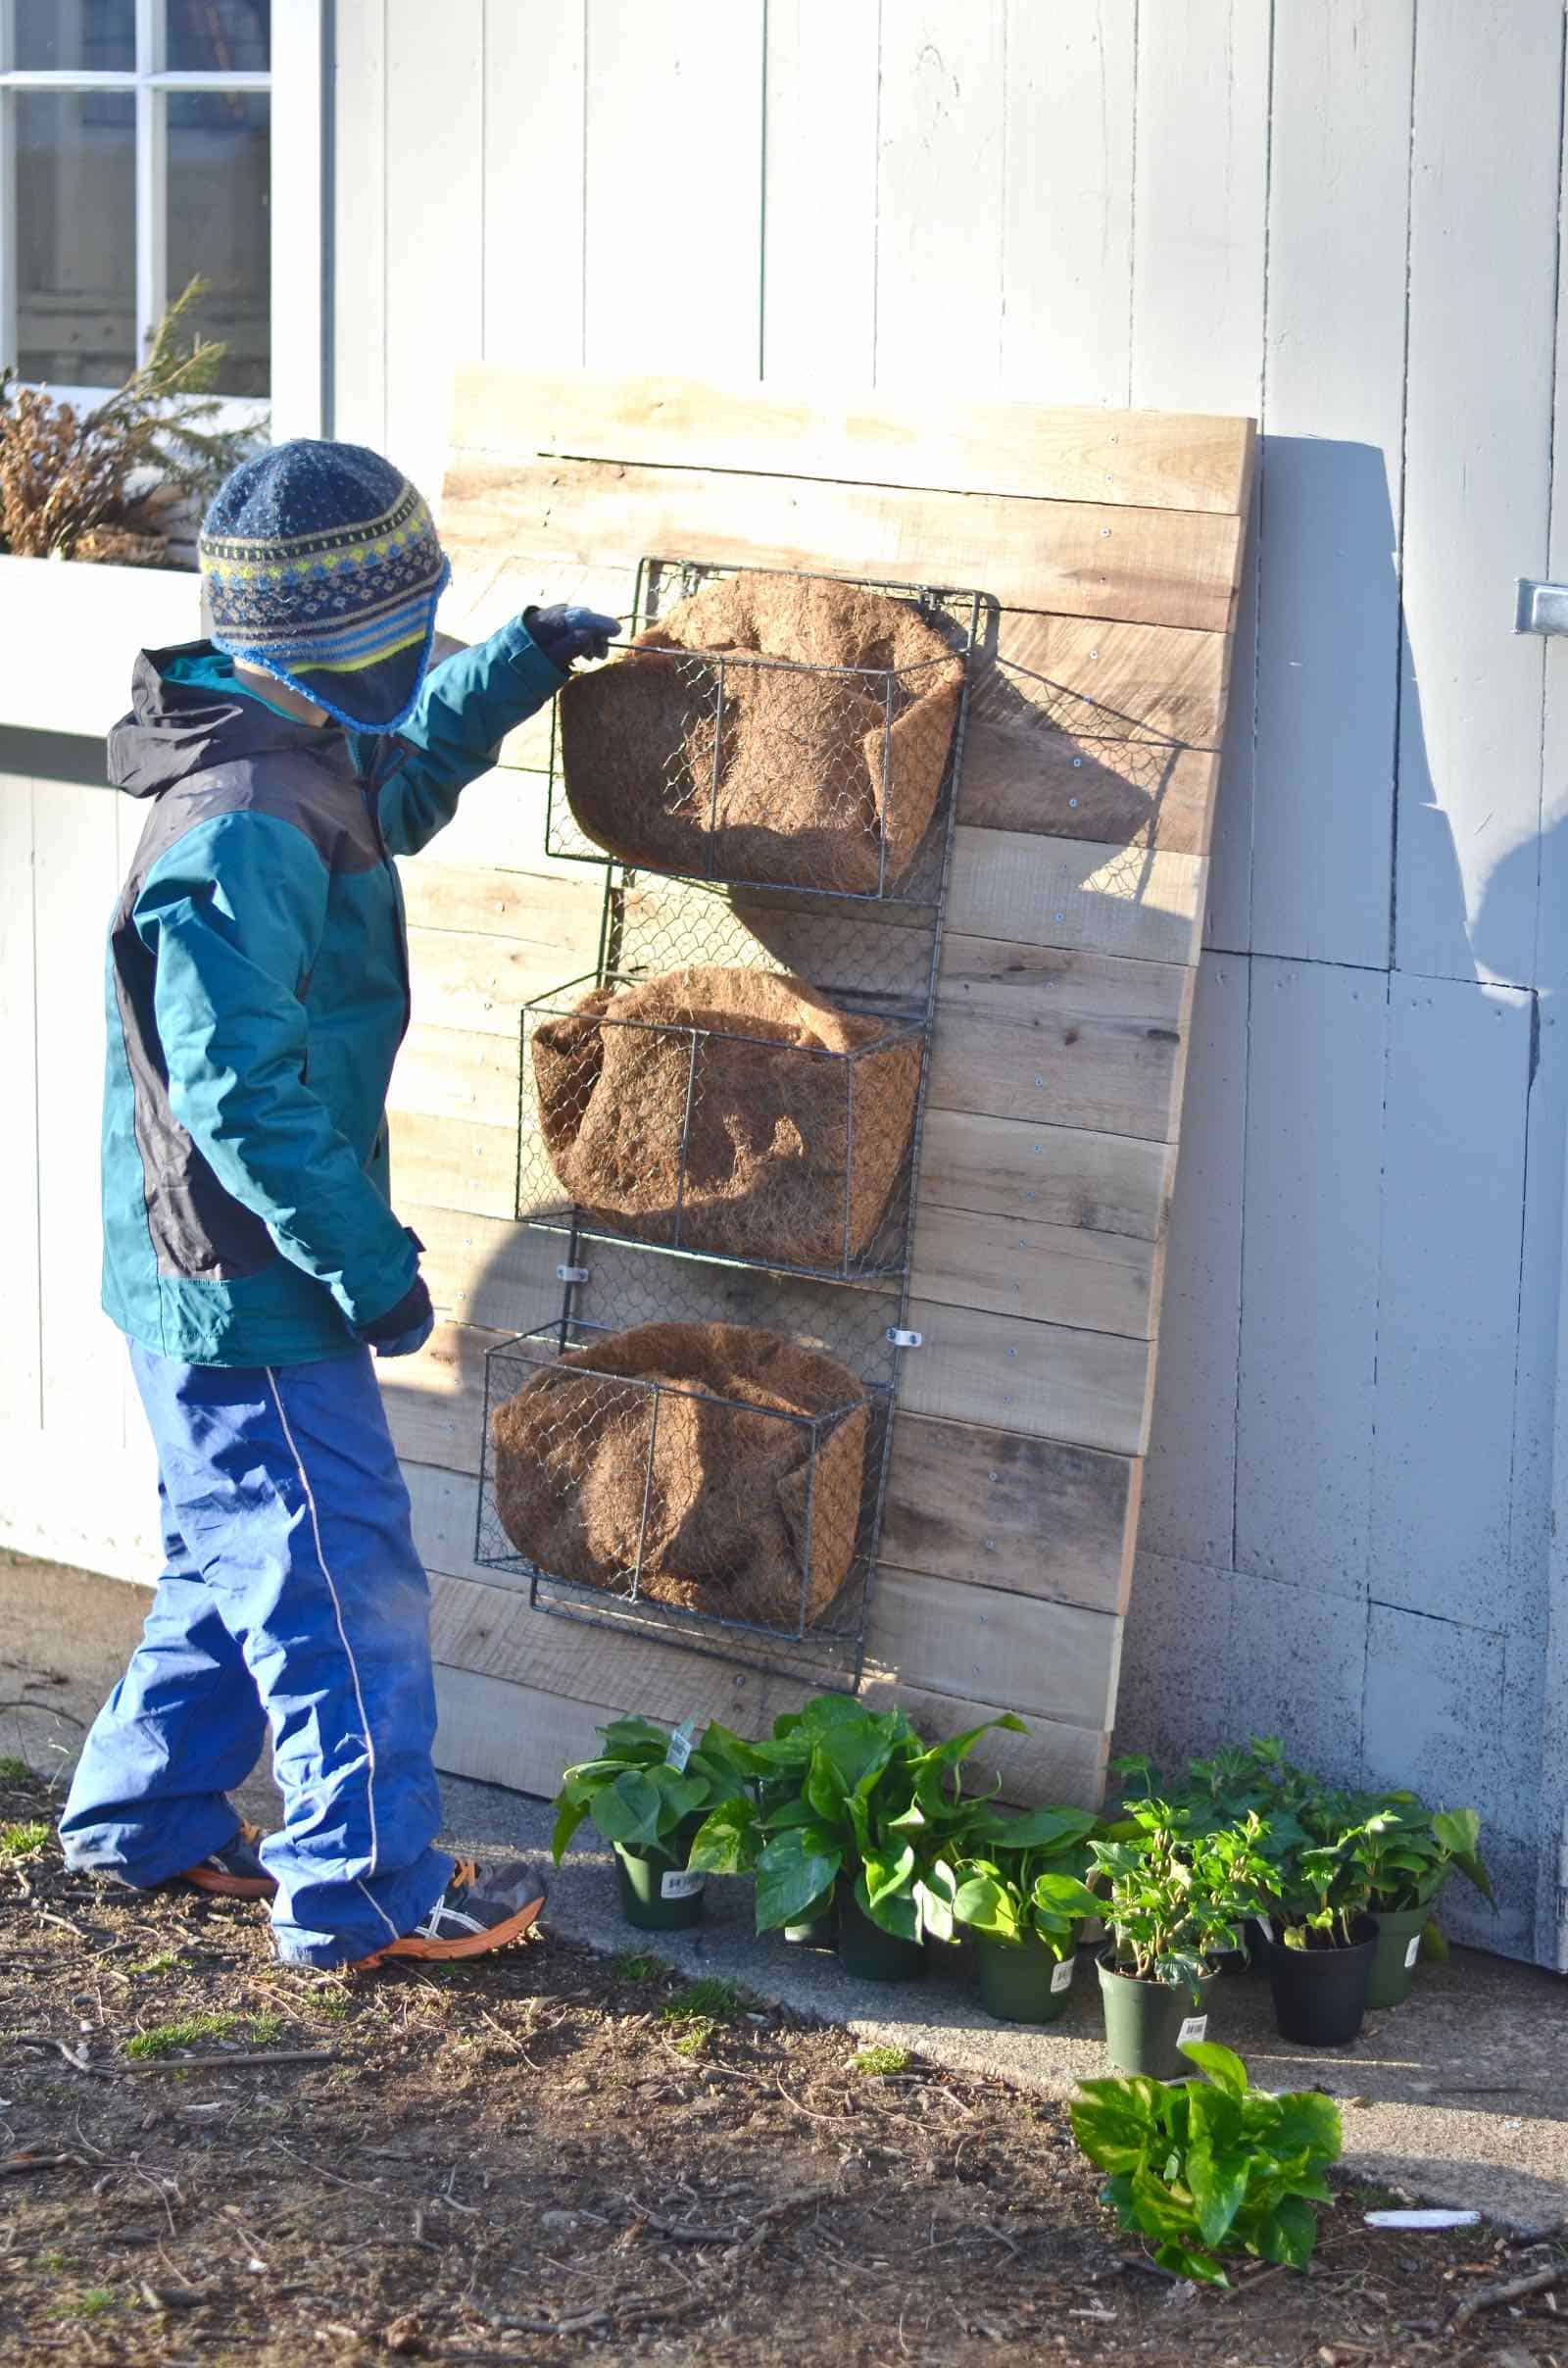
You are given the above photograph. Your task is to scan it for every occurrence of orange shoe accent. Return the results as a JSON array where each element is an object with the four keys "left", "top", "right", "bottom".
[
  {"left": 177, "top": 1819, "right": 275, "bottom": 1899},
  {"left": 349, "top": 1891, "right": 546, "bottom": 1972}
]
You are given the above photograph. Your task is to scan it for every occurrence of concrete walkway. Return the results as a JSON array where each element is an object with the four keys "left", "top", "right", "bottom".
[{"left": 6, "top": 1551, "right": 1566, "bottom": 2235}]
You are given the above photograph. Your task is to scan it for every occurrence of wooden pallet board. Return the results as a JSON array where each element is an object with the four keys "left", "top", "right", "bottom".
[{"left": 401, "top": 365, "right": 1252, "bottom": 1809}]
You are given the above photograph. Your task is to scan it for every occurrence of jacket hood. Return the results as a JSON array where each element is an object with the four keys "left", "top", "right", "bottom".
[{"left": 109, "top": 641, "right": 346, "bottom": 798}]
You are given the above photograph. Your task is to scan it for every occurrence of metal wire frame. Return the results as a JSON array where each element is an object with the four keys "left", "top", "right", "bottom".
[
  {"left": 473, "top": 1320, "right": 895, "bottom": 1687},
  {"left": 544, "top": 562, "right": 985, "bottom": 906},
  {"left": 516, "top": 968, "right": 928, "bottom": 1287},
  {"left": 507, "top": 556, "right": 983, "bottom": 1693}
]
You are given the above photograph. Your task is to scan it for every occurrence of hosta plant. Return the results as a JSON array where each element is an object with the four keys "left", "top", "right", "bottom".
[
  {"left": 951, "top": 1804, "right": 1100, "bottom": 1957},
  {"left": 1092, "top": 1800, "right": 1274, "bottom": 1993},
  {"left": 551, "top": 1715, "right": 757, "bottom": 1867},
  {"left": 690, "top": 1693, "right": 1027, "bottom": 1944},
  {"left": 1071, "top": 2039, "right": 1343, "bottom": 2286}
]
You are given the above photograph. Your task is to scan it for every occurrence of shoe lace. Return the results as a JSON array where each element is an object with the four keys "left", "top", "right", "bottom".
[{"left": 449, "top": 1858, "right": 478, "bottom": 1896}]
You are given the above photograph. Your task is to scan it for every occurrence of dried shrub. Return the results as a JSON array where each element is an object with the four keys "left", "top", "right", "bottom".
[{"left": 0, "top": 278, "right": 262, "bottom": 566}]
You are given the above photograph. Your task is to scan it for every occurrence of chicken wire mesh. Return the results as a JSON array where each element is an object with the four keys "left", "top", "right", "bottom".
[
  {"left": 517, "top": 968, "right": 926, "bottom": 1285},
  {"left": 545, "top": 562, "right": 983, "bottom": 904},
  {"left": 475, "top": 1320, "right": 893, "bottom": 1686}
]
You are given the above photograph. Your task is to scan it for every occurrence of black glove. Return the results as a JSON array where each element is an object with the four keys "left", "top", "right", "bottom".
[
  {"left": 357, "top": 1272, "right": 434, "bottom": 1358},
  {"left": 523, "top": 603, "right": 620, "bottom": 672}
]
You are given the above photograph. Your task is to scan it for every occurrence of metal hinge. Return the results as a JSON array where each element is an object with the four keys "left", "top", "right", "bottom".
[{"left": 1515, "top": 578, "right": 1568, "bottom": 635}]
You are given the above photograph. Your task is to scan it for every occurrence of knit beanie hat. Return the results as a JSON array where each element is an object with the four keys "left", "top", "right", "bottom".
[{"left": 198, "top": 439, "right": 451, "bottom": 732}]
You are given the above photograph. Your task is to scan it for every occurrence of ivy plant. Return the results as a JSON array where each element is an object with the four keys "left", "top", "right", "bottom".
[
  {"left": 688, "top": 1693, "right": 1028, "bottom": 1944},
  {"left": 950, "top": 1804, "right": 1100, "bottom": 1958},
  {"left": 550, "top": 1715, "right": 759, "bottom": 1868},
  {"left": 1091, "top": 1801, "right": 1274, "bottom": 1993},
  {"left": 1070, "top": 2039, "right": 1343, "bottom": 2286}
]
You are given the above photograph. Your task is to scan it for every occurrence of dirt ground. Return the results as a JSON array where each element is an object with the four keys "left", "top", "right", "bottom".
[{"left": 3, "top": 1772, "right": 1566, "bottom": 2368}]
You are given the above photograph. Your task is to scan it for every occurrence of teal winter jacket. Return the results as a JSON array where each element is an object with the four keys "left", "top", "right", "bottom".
[{"left": 102, "top": 621, "right": 564, "bottom": 1366}]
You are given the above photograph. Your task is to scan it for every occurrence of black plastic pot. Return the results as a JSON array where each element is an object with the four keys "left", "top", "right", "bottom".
[
  {"left": 1258, "top": 1915, "right": 1377, "bottom": 2046},
  {"left": 977, "top": 1933, "right": 1077, "bottom": 2025},
  {"left": 782, "top": 1888, "right": 837, "bottom": 1948},
  {"left": 1097, "top": 1949, "right": 1218, "bottom": 2080},
  {"left": 837, "top": 1890, "right": 925, "bottom": 1984},
  {"left": 1366, "top": 1903, "right": 1430, "bottom": 2010},
  {"left": 613, "top": 1842, "right": 706, "bottom": 1931}
]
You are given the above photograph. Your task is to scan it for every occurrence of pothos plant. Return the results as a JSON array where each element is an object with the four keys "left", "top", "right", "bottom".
[
  {"left": 1071, "top": 2039, "right": 1343, "bottom": 2286},
  {"left": 950, "top": 1805, "right": 1100, "bottom": 1958},
  {"left": 686, "top": 1693, "right": 1028, "bottom": 1944},
  {"left": 1260, "top": 1780, "right": 1387, "bottom": 1951},
  {"left": 1091, "top": 1801, "right": 1274, "bottom": 1994},
  {"left": 551, "top": 1715, "right": 757, "bottom": 1869}
]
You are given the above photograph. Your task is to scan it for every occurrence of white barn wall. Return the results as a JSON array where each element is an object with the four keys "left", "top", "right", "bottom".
[{"left": 1, "top": 0, "right": 1560, "bottom": 1955}]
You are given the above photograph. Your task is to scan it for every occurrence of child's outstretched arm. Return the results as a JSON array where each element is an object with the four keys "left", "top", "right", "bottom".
[{"left": 371, "top": 605, "right": 618, "bottom": 857}]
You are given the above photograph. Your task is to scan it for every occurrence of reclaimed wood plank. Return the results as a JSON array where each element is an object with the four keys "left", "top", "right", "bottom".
[
  {"left": 947, "top": 824, "right": 1206, "bottom": 968},
  {"left": 388, "top": 1109, "right": 515, "bottom": 1222},
  {"left": 929, "top": 935, "right": 1194, "bottom": 1144},
  {"left": 869, "top": 1566, "right": 1119, "bottom": 1731},
  {"left": 881, "top": 1413, "right": 1139, "bottom": 1615},
  {"left": 405, "top": 924, "right": 592, "bottom": 1038},
  {"left": 452, "top": 368, "right": 1253, "bottom": 515},
  {"left": 910, "top": 1205, "right": 1158, "bottom": 1340},
  {"left": 901, "top": 1300, "right": 1154, "bottom": 1457},
  {"left": 440, "top": 454, "right": 1246, "bottom": 633},
  {"left": 387, "top": 1023, "right": 518, "bottom": 1132},
  {"left": 916, "top": 1109, "right": 1174, "bottom": 1243}
]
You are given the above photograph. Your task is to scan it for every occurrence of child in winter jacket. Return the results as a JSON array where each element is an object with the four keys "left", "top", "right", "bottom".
[{"left": 59, "top": 438, "right": 617, "bottom": 1968}]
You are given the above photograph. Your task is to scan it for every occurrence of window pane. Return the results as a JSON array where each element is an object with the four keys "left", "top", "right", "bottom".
[
  {"left": 16, "top": 92, "right": 136, "bottom": 386},
  {"left": 166, "top": 1, "right": 271, "bottom": 72},
  {"left": 14, "top": 0, "right": 136, "bottom": 72},
  {"left": 166, "top": 92, "right": 270, "bottom": 395}
]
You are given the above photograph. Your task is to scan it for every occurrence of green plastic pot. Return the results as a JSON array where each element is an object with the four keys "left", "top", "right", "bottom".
[
  {"left": 976, "top": 1932, "right": 1078, "bottom": 2025},
  {"left": 1366, "top": 1903, "right": 1430, "bottom": 2010},
  {"left": 613, "top": 1841, "right": 707, "bottom": 1932},
  {"left": 1097, "top": 1948, "right": 1218, "bottom": 2080},
  {"left": 837, "top": 1890, "right": 926, "bottom": 1984}
]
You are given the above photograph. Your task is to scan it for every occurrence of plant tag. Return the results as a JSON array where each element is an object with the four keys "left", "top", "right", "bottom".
[
  {"left": 663, "top": 1719, "right": 698, "bottom": 1773},
  {"left": 660, "top": 1867, "right": 705, "bottom": 1901},
  {"left": 1364, "top": 2208, "right": 1480, "bottom": 2231},
  {"left": 1254, "top": 1914, "right": 1274, "bottom": 1945},
  {"left": 1050, "top": 1956, "right": 1074, "bottom": 1995},
  {"left": 1177, "top": 2015, "right": 1207, "bottom": 2047},
  {"left": 1403, "top": 1934, "right": 1422, "bottom": 1970}
]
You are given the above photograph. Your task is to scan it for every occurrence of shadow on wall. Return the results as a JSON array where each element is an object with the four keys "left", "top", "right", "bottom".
[{"left": 1107, "top": 434, "right": 1555, "bottom": 1959}]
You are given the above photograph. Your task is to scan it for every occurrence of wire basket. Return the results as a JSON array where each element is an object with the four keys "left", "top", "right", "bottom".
[
  {"left": 518, "top": 968, "right": 927, "bottom": 1284},
  {"left": 475, "top": 1320, "right": 893, "bottom": 1684},
  {"left": 546, "top": 562, "right": 983, "bottom": 903}
]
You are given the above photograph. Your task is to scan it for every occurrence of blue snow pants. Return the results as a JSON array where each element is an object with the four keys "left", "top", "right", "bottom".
[{"left": 59, "top": 1343, "right": 454, "bottom": 1966}]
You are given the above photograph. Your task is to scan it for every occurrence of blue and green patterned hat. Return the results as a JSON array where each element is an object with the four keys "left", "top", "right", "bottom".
[{"left": 199, "top": 438, "right": 451, "bottom": 732}]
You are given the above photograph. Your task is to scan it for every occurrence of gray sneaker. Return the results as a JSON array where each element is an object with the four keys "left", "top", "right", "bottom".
[{"left": 353, "top": 1856, "right": 549, "bottom": 1968}]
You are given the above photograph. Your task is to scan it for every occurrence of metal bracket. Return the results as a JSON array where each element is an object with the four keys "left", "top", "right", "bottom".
[
  {"left": 557, "top": 1264, "right": 590, "bottom": 1284},
  {"left": 1515, "top": 578, "right": 1568, "bottom": 635},
  {"left": 886, "top": 1327, "right": 923, "bottom": 1349}
]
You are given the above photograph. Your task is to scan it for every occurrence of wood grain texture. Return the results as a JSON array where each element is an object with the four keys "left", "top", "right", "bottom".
[
  {"left": 868, "top": 1566, "right": 1119, "bottom": 1729},
  {"left": 910, "top": 1205, "right": 1158, "bottom": 1339},
  {"left": 929, "top": 935, "right": 1194, "bottom": 1143},
  {"left": 452, "top": 367, "right": 1254, "bottom": 516},
  {"left": 916, "top": 1109, "right": 1174, "bottom": 1243},
  {"left": 947, "top": 824, "right": 1206, "bottom": 968},
  {"left": 440, "top": 455, "right": 1246, "bottom": 633},
  {"left": 880, "top": 1413, "right": 1140, "bottom": 1614},
  {"left": 899, "top": 1299, "right": 1154, "bottom": 1456}
]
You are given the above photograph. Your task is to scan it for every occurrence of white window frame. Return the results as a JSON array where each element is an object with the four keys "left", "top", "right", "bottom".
[{"left": 0, "top": 0, "right": 327, "bottom": 437}]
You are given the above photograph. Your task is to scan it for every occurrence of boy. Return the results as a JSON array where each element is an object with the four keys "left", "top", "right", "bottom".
[{"left": 58, "top": 439, "right": 617, "bottom": 1969}]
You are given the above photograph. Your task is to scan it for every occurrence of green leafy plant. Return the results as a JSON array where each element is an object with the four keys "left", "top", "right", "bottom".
[
  {"left": 1355, "top": 1794, "right": 1493, "bottom": 1917},
  {"left": 851, "top": 2045, "right": 910, "bottom": 2076},
  {"left": 0, "top": 279, "right": 262, "bottom": 564},
  {"left": 0, "top": 1818, "right": 49, "bottom": 1860},
  {"left": 551, "top": 1715, "right": 758, "bottom": 1870},
  {"left": 0, "top": 1754, "right": 31, "bottom": 1783},
  {"left": 124, "top": 2012, "right": 238, "bottom": 2060},
  {"left": 1092, "top": 1801, "right": 1273, "bottom": 1993},
  {"left": 950, "top": 1804, "right": 1099, "bottom": 1957},
  {"left": 1257, "top": 1779, "right": 1384, "bottom": 1952},
  {"left": 1070, "top": 2039, "right": 1342, "bottom": 2286},
  {"left": 691, "top": 1694, "right": 1027, "bottom": 1945},
  {"left": 661, "top": 1978, "right": 744, "bottom": 2026}
]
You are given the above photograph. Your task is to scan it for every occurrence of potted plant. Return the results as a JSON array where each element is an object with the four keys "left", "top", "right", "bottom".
[
  {"left": 705, "top": 1694, "right": 1028, "bottom": 1983},
  {"left": 951, "top": 1805, "right": 1100, "bottom": 2024},
  {"left": 1254, "top": 1781, "right": 1382, "bottom": 2046},
  {"left": 1357, "top": 1796, "right": 1493, "bottom": 2009},
  {"left": 551, "top": 1715, "right": 757, "bottom": 1931},
  {"left": 1110, "top": 1738, "right": 1309, "bottom": 1971},
  {"left": 1091, "top": 1802, "right": 1273, "bottom": 2079}
]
